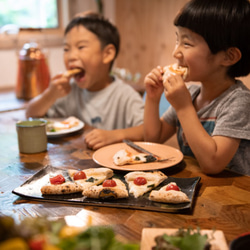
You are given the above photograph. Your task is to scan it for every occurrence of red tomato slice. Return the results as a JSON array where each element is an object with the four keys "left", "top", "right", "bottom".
[
  {"left": 73, "top": 171, "right": 87, "bottom": 180},
  {"left": 165, "top": 183, "right": 180, "bottom": 191},
  {"left": 103, "top": 179, "right": 117, "bottom": 187},
  {"left": 134, "top": 177, "right": 147, "bottom": 186},
  {"left": 50, "top": 174, "right": 65, "bottom": 185}
]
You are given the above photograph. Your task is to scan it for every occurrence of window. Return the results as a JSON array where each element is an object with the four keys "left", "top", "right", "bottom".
[
  {"left": 0, "top": 0, "right": 65, "bottom": 49},
  {"left": 0, "top": 0, "right": 58, "bottom": 29}
]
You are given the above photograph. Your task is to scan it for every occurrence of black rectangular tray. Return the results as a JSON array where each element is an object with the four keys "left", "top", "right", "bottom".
[{"left": 12, "top": 165, "right": 201, "bottom": 213}]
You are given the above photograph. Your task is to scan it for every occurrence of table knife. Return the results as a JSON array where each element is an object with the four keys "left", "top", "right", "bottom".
[
  {"left": 123, "top": 139, "right": 160, "bottom": 158},
  {"left": 123, "top": 139, "right": 173, "bottom": 163}
]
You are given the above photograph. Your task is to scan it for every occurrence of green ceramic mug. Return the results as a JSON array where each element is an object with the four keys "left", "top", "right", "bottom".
[{"left": 16, "top": 119, "right": 47, "bottom": 153}]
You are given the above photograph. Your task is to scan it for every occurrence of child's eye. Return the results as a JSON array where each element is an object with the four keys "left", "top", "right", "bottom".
[
  {"left": 63, "top": 48, "right": 69, "bottom": 52},
  {"left": 183, "top": 41, "right": 193, "bottom": 47},
  {"left": 78, "top": 46, "right": 86, "bottom": 50}
]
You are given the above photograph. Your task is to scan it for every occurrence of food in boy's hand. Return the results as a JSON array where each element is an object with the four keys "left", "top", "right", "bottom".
[
  {"left": 62, "top": 68, "right": 82, "bottom": 77},
  {"left": 163, "top": 63, "right": 188, "bottom": 81},
  {"left": 82, "top": 178, "right": 129, "bottom": 199},
  {"left": 124, "top": 171, "right": 167, "bottom": 198},
  {"left": 149, "top": 182, "right": 190, "bottom": 204},
  {"left": 113, "top": 149, "right": 158, "bottom": 165}
]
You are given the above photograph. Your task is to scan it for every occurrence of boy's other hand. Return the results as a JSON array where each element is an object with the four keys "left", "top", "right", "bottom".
[{"left": 85, "top": 129, "right": 119, "bottom": 150}]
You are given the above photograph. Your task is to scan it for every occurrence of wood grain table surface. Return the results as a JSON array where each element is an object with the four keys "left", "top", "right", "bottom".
[{"left": 0, "top": 110, "right": 249, "bottom": 248}]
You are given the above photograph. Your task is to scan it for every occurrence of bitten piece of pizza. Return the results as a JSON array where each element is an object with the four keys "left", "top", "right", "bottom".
[
  {"left": 113, "top": 149, "right": 157, "bottom": 166},
  {"left": 124, "top": 171, "right": 167, "bottom": 198},
  {"left": 62, "top": 68, "right": 82, "bottom": 77},
  {"left": 149, "top": 182, "right": 190, "bottom": 203},
  {"left": 163, "top": 63, "right": 188, "bottom": 81},
  {"left": 68, "top": 167, "right": 114, "bottom": 189},
  {"left": 82, "top": 178, "right": 128, "bottom": 199}
]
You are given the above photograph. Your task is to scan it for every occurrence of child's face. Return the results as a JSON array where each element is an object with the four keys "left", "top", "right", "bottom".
[
  {"left": 63, "top": 25, "right": 108, "bottom": 91},
  {"left": 173, "top": 27, "right": 224, "bottom": 83}
]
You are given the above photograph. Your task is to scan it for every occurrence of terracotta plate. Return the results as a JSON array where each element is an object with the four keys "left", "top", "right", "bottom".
[{"left": 92, "top": 142, "right": 183, "bottom": 171}]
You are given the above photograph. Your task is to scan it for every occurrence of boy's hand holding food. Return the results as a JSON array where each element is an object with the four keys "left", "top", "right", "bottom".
[
  {"left": 162, "top": 64, "right": 192, "bottom": 111},
  {"left": 144, "top": 66, "right": 165, "bottom": 101},
  {"left": 48, "top": 69, "right": 81, "bottom": 99}
]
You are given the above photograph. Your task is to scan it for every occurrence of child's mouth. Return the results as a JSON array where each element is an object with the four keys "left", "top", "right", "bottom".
[{"left": 74, "top": 68, "right": 85, "bottom": 81}]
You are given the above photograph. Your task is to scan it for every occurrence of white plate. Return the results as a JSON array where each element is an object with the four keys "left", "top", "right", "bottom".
[
  {"left": 46, "top": 118, "right": 84, "bottom": 138},
  {"left": 92, "top": 142, "right": 183, "bottom": 171},
  {"left": 141, "top": 228, "right": 228, "bottom": 250}
]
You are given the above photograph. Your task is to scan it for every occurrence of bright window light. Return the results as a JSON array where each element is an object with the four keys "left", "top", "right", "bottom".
[{"left": 0, "top": 0, "right": 58, "bottom": 29}]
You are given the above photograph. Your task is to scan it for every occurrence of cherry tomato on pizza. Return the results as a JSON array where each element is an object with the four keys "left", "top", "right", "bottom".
[
  {"left": 103, "top": 179, "right": 117, "bottom": 187},
  {"left": 134, "top": 177, "right": 147, "bottom": 185},
  {"left": 50, "top": 174, "right": 65, "bottom": 185},
  {"left": 165, "top": 183, "right": 180, "bottom": 191},
  {"left": 73, "top": 171, "right": 87, "bottom": 180}
]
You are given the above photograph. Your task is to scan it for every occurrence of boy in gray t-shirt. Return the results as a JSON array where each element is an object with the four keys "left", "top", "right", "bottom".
[{"left": 26, "top": 12, "right": 144, "bottom": 150}]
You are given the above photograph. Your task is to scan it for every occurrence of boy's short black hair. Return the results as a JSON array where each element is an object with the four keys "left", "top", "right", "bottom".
[
  {"left": 174, "top": 0, "right": 250, "bottom": 78},
  {"left": 65, "top": 12, "right": 120, "bottom": 69}
]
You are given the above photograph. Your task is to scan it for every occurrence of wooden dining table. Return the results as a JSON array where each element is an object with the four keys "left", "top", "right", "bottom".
[{"left": 0, "top": 108, "right": 249, "bottom": 248}]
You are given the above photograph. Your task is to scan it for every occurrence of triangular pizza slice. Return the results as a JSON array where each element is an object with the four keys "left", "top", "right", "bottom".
[
  {"left": 149, "top": 182, "right": 190, "bottom": 203},
  {"left": 82, "top": 178, "right": 128, "bottom": 199},
  {"left": 68, "top": 167, "right": 113, "bottom": 189},
  {"left": 124, "top": 171, "right": 167, "bottom": 198},
  {"left": 113, "top": 149, "right": 157, "bottom": 165}
]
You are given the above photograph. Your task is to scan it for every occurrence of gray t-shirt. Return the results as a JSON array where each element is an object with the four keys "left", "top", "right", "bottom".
[
  {"left": 47, "top": 77, "right": 144, "bottom": 130},
  {"left": 162, "top": 81, "right": 250, "bottom": 176}
]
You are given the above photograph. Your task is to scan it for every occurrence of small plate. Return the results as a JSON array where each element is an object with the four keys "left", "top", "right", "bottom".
[
  {"left": 93, "top": 142, "right": 183, "bottom": 171},
  {"left": 46, "top": 118, "right": 84, "bottom": 138},
  {"left": 12, "top": 165, "right": 200, "bottom": 213},
  {"left": 141, "top": 228, "right": 228, "bottom": 250}
]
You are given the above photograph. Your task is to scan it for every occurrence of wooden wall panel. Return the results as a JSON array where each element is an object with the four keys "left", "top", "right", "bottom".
[{"left": 115, "top": 0, "right": 188, "bottom": 88}]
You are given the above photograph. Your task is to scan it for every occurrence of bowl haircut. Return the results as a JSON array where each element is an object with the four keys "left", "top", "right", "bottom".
[{"left": 174, "top": 0, "right": 250, "bottom": 78}]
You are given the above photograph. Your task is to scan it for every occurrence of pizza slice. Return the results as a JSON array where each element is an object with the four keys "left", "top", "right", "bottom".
[
  {"left": 113, "top": 149, "right": 157, "bottom": 166},
  {"left": 46, "top": 116, "right": 80, "bottom": 132},
  {"left": 163, "top": 63, "right": 188, "bottom": 81},
  {"left": 62, "top": 68, "right": 82, "bottom": 77},
  {"left": 68, "top": 167, "right": 114, "bottom": 190},
  {"left": 149, "top": 182, "right": 190, "bottom": 204},
  {"left": 41, "top": 173, "right": 83, "bottom": 195},
  {"left": 82, "top": 178, "right": 128, "bottom": 199},
  {"left": 124, "top": 171, "right": 167, "bottom": 198}
]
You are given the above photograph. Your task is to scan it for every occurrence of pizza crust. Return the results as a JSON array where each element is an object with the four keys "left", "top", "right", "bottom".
[
  {"left": 41, "top": 182, "right": 83, "bottom": 195},
  {"left": 82, "top": 178, "right": 128, "bottom": 199},
  {"left": 124, "top": 171, "right": 167, "bottom": 198}
]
